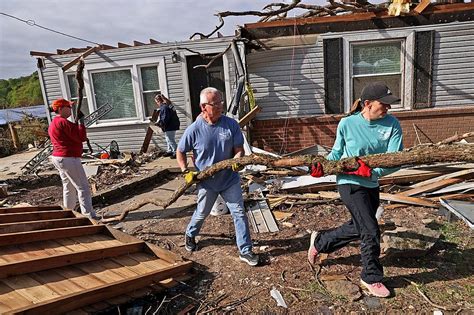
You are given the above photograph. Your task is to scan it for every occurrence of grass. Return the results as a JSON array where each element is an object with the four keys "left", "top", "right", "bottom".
[{"left": 439, "top": 222, "right": 463, "bottom": 244}]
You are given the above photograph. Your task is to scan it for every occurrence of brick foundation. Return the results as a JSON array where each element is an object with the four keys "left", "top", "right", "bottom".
[{"left": 250, "top": 106, "right": 474, "bottom": 154}]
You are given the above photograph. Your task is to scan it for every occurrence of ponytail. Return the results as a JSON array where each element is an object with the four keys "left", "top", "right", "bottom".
[{"left": 349, "top": 98, "right": 363, "bottom": 116}]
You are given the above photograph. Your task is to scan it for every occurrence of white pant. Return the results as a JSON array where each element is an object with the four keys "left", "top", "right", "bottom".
[{"left": 51, "top": 156, "right": 94, "bottom": 216}]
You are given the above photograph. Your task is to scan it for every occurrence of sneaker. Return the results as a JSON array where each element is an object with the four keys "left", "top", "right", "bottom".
[
  {"left": 163, "top": 152, "right": 172, "bottom": 157},
  {"left": 170, "top": 154, "right": 176, "bottom": 159},
  {"left": 184, "top": 234, "right": 198, "bottom": 252},
  {"left": 239, "top": 251, "right": 259, "bottom": 266},
  {"left": 307, "top": 231, "right": 319, "bottom": 265},
  {"left": 360, "top": 279, "right": 390, "bottom": 298}
]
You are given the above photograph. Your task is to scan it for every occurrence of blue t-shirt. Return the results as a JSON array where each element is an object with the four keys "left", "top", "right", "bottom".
[
  {"left": 177, "top": 115, "right": 244, "bottom": 191},
  {"left": 327, "top": 112, "right": 403, "bottom": 188}
]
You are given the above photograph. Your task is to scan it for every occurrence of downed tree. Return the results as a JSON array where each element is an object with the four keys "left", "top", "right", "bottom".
[{"left": 102, "top": 143, "right": 474, "bottom": 222}]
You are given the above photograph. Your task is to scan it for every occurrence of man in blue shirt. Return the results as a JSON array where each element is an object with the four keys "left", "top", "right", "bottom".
[
  {"left": 176, "top": 87, "right": 258, "bottom": 266},
  {"left": 308, "top": 82, "right": 403, "bottom": 298}
]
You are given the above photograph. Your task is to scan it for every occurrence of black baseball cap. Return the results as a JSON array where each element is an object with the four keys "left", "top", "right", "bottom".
[{"left": 360, "top": 82, "right": 400, "bottom": 105}]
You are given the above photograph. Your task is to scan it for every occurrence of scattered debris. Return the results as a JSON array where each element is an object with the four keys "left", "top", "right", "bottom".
[
  {"left": 270, "top": 287, "right": 288, "bottom": 308},
  {"left": 381, "top": 226, "right": 441, "bottom": 257}
]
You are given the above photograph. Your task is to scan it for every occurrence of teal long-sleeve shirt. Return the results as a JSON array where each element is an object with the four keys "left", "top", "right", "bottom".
[{"left": 327, "top": 112, "right": 403, "bottom": 188}]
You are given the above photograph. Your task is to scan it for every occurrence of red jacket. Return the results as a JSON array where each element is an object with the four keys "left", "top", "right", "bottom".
[{"left": 48, "top": 116, "right": 87, "bottom": 157}]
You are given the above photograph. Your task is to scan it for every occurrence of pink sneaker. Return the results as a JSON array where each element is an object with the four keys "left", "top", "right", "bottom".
[
  {"left": 360, "top": 279, "right": 390, "bottom": 298},
  {"left": 307, "top": 231, "right": 319, "bottom": 265}
]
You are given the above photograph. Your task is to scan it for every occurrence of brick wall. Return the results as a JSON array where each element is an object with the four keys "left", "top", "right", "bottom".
[{"left": 250, "top": 106, "right": 474, "bottom": 154}]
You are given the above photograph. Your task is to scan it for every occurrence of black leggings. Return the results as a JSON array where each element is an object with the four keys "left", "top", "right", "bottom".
[{"left": 314, "top": 184, "right": 382, "bottom": 283}]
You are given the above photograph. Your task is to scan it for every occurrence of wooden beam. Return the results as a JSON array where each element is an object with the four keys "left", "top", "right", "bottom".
[
  {"left": 238, "top": 105, "right": 261, "bottom": 128},
  {"left": 140, "top": 109, "right": 160, "bottom": 154},
  {"left": 0, "top": 225, "right": 104, "bottom": 247},
  {"left": 62, "top": 46, "right": 99, "bottom": 71},
  {"left": 149, "top": 38, "right": 161, "bottom": 44},
  {"left": 410, "top": 168, "right": 474, "bottom": 188},
  {"left": 117, "top": 42, "right": 131, "bottom": 48},
  {"left": 0, "top": 210, "right": 74, "bottom": 224},
  {"left": 29, "top": 51, "right": 54, "bottom": 57},
  {"left": 380, "top": 193, "right": 437, "bottom": 208},
  {"left": 398, "top": 178, "right": 463, "bottom": 197},
  {"left": 12, "top": 261, "right": 193, "bottom": 314},
  {"left": 0, "top": 217, "right": 91, "bottom": 234},
  {"left": 0, "top": 205, "right": 63, "bottom": 214},
  {"left": 0, "top": 242, "right": 144, "bottom": 278},
  {"left": 414, "top": 0, "right": 431, "bottom": 14}
]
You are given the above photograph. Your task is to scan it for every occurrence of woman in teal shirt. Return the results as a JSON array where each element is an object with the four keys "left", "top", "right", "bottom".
[{"left": 308, "top": 82, "right": 403, "bottom": 298}]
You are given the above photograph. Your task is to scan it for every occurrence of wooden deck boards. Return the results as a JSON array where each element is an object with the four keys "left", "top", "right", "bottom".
[{"left": 0, "top": 206, "right": 192, "bottom": 314}]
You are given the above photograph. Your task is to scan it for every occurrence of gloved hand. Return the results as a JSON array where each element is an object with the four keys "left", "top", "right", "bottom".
[
  {"left": 231, "top": 162, "right": 243, "bottom": 172},
  {"left": 183, "top": 169, "right": 198, "bottom": 184},
  {"left": 344, "top": 158, "right": 372, "bottom": 177},
  {"left": 310, "top": 162, "right": 324, "bottom": 178}
]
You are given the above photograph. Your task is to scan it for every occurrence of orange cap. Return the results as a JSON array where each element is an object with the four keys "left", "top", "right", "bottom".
[{"left": 51, "top": 99, "right": 74, "bottom": 112}]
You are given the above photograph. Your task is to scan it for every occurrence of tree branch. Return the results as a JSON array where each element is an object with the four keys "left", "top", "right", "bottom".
[{"left": 103, "top": 143, "right": 474, "bottom": 222}]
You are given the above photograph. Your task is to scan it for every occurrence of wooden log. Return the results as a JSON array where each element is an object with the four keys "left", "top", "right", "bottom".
[{"left": 107, "top": 143, "right": 474, "bottom": 221}]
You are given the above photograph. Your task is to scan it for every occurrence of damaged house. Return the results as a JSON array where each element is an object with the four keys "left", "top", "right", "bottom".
[
  {"left": 32, "top": 36, "right": 242, "bottom": 152},
  {"left": 32, "top": 2, "right": 474, "bottom": 154},
  {"left": 242, "top": 2, "right": 474, "bottom": 152}
]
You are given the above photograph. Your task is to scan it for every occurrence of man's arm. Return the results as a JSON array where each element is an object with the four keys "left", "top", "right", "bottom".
[
  {"left": 233, "top": 146, "right": 244, "bottom": 159},
  {"left": 176, "top": 150, "right": 188, "bottom": 172}
]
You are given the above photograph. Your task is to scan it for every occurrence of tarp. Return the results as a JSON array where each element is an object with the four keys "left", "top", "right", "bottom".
[{"left": 0, "top": 105, "right": 47, "bottom": 125}]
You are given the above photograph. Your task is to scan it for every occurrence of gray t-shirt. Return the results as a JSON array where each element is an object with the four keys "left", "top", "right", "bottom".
[{"left": 178, "top": 115, "right": 244, "bottom": 191}]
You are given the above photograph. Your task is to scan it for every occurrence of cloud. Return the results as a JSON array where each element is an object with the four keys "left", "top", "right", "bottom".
[{"left": 0, "top": 0, "right": 265, "bottom": 79}]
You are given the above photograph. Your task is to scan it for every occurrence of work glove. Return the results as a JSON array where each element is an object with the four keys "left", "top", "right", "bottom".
[
  {"left": 344, "top": 158, "right": 372, "bottom": 177},
  {"left": 231, "top": 162, "right": 243, "bottom": 172},
  {"left": 309, "top": 162, "right": 324, "bottom": 178},
  {"left": 182, "top": 169, "right": 198, "bottom": 184}
]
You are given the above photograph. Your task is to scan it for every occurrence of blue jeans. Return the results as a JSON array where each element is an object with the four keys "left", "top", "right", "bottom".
[
  {"left": 164, "top": 130, "right": 177, "bottom": 153},
  {"left": 185, "top": 181, "right": 253, "bottom": 255}
]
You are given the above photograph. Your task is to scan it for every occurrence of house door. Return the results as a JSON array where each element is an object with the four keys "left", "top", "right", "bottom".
[{"left": 186, "top": 54, "right": 226, "bottom": 121}]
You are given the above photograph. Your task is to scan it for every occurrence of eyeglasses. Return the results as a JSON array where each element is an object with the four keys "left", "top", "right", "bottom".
[{"left": 203, "top": 101, "right": 224, "bottom": 107}]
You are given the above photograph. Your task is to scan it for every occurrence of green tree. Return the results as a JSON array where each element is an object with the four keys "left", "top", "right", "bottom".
[{"left": 0, "top": 72, "right": 43, "bottom": 108}]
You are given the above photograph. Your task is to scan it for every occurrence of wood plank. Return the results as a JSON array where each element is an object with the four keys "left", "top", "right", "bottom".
[
  {"left": 62, "top": 46, "right": 98, "bottom": 71},
  {"left": 379, "top": 193, "right": 438, "bottom": 208},
  {"left": 0, "top": 210, "right": 74, "bottom": 223},
  {"left": 0, "top": 282, "right": 32, "bottom": 312},
  {"left": 0, "top": 218, "right": 91, "bottom": 234},
  {"left": 2, "top": 274, "right": 62, "bottom": 304},
  {"left": 106, "top": 226, "right": 184, "bottom": 263},
  {"left": 414, "top": 0, "right": 431, "bottom": 14},
  {"left": 238, "top": 105, "right": 261, "bottom": 127},
  {"left": 12, "top": 261, "right": 193, "bottom": 314},
  {"left": 0, "top": 225, "right": 105, "bottom": 247},
  {"left": 54, "top": 266, "right": 106, "bottom": 289},
  {"left": 29, "top": 270, "right": 84, "bottom": 297},
  {"left": 398, "top": 178, "right": 463, "bottom": 197},
  {"left": 140, "top": 109, "right": 160, "bottom": 153},
  {"left": 0, "top": 205, "right": 63, "bottom": 214},
  {"left": 410, "top": 168, "right": 474, "bottom": 188},
  {"left": 0, "top": 242, "right": 144, "bottom": 278}
]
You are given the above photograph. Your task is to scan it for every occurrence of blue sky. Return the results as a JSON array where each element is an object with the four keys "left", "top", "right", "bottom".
[{"left": 0, "top": 0, "right": 281, "bottom": 79}]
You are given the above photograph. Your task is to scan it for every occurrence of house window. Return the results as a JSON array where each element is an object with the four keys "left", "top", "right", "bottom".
[
  {"left": 91, "top": 69, "right": 136, "bottom": 120},
  {"left": 140, "top": 66, "right": 160, "bottom": 117},
  {"left": 351, "top": 40, "right": 403, "bottom": 108},
  {"left": 67, "top": 74, "right": 90, "bottom": 116}
]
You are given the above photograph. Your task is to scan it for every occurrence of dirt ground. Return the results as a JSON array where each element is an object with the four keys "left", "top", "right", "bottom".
[{"left": 3, "top": 161, "right": 473, "bottom": 314}]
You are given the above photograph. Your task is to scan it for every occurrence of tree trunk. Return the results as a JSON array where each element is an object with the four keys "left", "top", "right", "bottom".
[{"left": 104, "top": 144, "right": 474, "bottom": 222}]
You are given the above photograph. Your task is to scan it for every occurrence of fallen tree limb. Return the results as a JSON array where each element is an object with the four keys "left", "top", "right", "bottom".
[{"left": 105, "top": 144, "right": 474, "bottom": 222}]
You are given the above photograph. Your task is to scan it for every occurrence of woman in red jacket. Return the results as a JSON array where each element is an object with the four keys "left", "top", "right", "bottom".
[{"left": 48, "top": 99, "right": 97, "bottom": 219}]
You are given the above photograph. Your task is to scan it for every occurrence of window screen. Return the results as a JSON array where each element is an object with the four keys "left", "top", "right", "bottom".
[
  {"left": 140, "top": 66, "right": 160, "bottom": 117},
  {"left": 352, "top": 41, "right": 402, "bottom": 108},
  {"left": 67, "top": 74, "right": 89, "bottom": 116},
  {"left": 91, "top": 69, "right": 136, "bottom": 120}
]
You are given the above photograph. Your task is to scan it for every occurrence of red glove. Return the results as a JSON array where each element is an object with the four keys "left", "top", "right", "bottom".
[
  {"left": 345, "top": 159, "right": 372, "bottom": 177},
  {"left": 310, "top": 162, "right": 324, "bottom": 178}
]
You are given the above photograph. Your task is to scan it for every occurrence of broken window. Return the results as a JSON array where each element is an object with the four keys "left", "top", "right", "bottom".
[
  {"left": 351, "top": 40, "right": 403, "bottom": 108},
  {"left": 91, "top": 69, "right": 136, "bottom": 120},
  {"left": 67, "top": 74, "right": 90, "bottom": 116},
  {"left": 140, "top": 66, "right": 160, "bottom": 117}
]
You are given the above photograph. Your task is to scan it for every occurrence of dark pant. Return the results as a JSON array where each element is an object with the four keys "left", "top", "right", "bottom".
[{"left": 314, "top": 184, "right": 383, "bottom": 283}]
